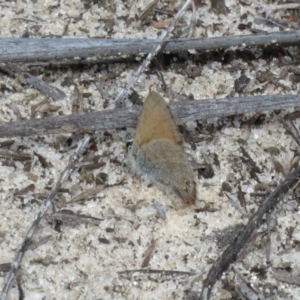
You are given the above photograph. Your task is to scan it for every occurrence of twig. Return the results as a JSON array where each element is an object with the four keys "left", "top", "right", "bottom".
[
  {"left": 0, "top": 150, "right": 32, "bottom": 161},
  {"left": 141, "top": 239, "right": 157, "bottom": 268},
  {"left": 118, "top": 269, "right": 194, "bottom": 277},
  {"left": 49, "top": 210, "right": 104, "bottom": 226},
  {"left": 0, "top": 135, "right": 91, "bottom": 300},
  {"left": 152, "top": 199, "right": 167, "bottom": 220},
  {"left": 187, "top": 0, "right": 196, "bottom": 38},
  {"left": 69, "top": 185, "right": 105, "bottom": 202},
  {"left": 233, "top": 267, "right": 264, "bottom": 299},
  {"left": 0, "top": 94, "right": 299, "bottom": 138},
  {"left": 1, "top": 30, "right": 300, "bottom": 63},
  {"left": 25, "top": 235, "right": 52, "bottom": 251},
  {"left": 283, "top": 117, "right": 300, "bottom": 148},
  {"left": 0, "top": 63, "right": 66, "bottom": 100},
  {"left": 225, "top": 193, "right": 248, "bottom": 217},
  {"left": 199, "top": 165, "right": 300, "bottom": 300},
  {"left": 265, "top": 214, "right": 275, "bottom": 263},
  {"left": 112, "top": 0, "right": 192, "bottom": 108}
]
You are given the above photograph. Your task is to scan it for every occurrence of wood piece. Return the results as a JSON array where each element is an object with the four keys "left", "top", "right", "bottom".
[
  {"left": 0, "top": 94, "right": 299, "bottom": 138},
  {"left": 0, "top": 30, "right": 300, "bottom": 63}
]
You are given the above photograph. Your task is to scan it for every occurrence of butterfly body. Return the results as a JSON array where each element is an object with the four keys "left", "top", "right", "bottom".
[{"left": 129, "top": 91, "right": 196, "bottom": 205}]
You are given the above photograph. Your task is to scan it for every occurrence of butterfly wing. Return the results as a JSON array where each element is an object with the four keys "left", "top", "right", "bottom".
[{"left": 133, "top": 91, "right": 182, "bottom": 146}]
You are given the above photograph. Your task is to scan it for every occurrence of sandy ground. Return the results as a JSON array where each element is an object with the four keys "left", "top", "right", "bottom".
[{"left": 1, "top": 0, "right": 300, "bottom": 299}]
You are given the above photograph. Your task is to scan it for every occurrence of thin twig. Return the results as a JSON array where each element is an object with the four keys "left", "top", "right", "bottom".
[
  {"left": 0, "top": 135, "right": 91, "bottom": 300},
  {"left": 112, "top": 0, "right": 192, "bottom": 108},
  {"left": 199, "top": 165, "right": 300, "bottom": 300},
  {"left": 0, "top": 63, "right": 66, "bottom": 100},
  {"left": 233, "top": 267, "right": 264, "bottom": 299},
  {"left": 1, "top": 30, "right": 300, "bottom": 63},
  {"left": 49, "top": 210, "right": 104, "bottom": 226},
  {"left": 118, "top": 269, "right": 195, "bottom": 277},
  {"left": 187, "top": 0, "right": 196, "bottom": 38},
  {"left": 0, "top": 94, "right": 299, "bottom": 138},
  {"left": 225, "top": 193, "right": 248, "bottom": 217}
]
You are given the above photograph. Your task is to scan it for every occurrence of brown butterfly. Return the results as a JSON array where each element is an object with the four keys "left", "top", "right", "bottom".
[{"left": 128, "top": 91, "right": 196, "bottom": 205}]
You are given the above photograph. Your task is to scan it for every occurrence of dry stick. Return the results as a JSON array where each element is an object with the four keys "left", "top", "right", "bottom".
[
  {"left": 112, "top": 0, "right": 192, "bottom": 108},
  {"left": 0, "top": 135, "right": 91, "bottom": 300},
  {"left": 199, "top": 165, "right": 300, "bottom": 300},
  {"left": 0, "top": 64, "right": 66, "bottom": 100},
  {"left": 49, "top": 210, "right": 104, "bottom": 226},
  {"left": 118, "top": 269, "right": 195, "bottom": 277},
  {"left": 1, "top": 30, "right": 300, "bottom": 63},
  {"left": 0, "top": 94, "right": 299, "bottom": 138}
]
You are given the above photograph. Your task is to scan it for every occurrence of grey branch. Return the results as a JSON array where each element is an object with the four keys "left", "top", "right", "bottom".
[
  {"left": 0, "top": 94, "right": 299, "bottom": 138},
  {"left": 0, "top": 30, "right": 300, "bottom": 63}
]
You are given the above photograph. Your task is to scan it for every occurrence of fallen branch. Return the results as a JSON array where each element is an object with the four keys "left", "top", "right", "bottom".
[
  {"left": 0, "top": 94, "right": 299, "bottom": 138},
  {"left": 199, "top": 165, "right": 300, "bottom": 300},
  {"left": 0, "top": 30, "right": 300, "bottom": 63}
]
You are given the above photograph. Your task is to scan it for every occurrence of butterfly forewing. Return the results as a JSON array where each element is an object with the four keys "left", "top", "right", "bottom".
[{"left": 133, "top": 91, "right": 182, "bottom": 146}]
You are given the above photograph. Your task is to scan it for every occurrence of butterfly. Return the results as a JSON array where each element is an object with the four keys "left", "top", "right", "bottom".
[{"left": 128, "top": 91, "right": 196, "bottom": 205}]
